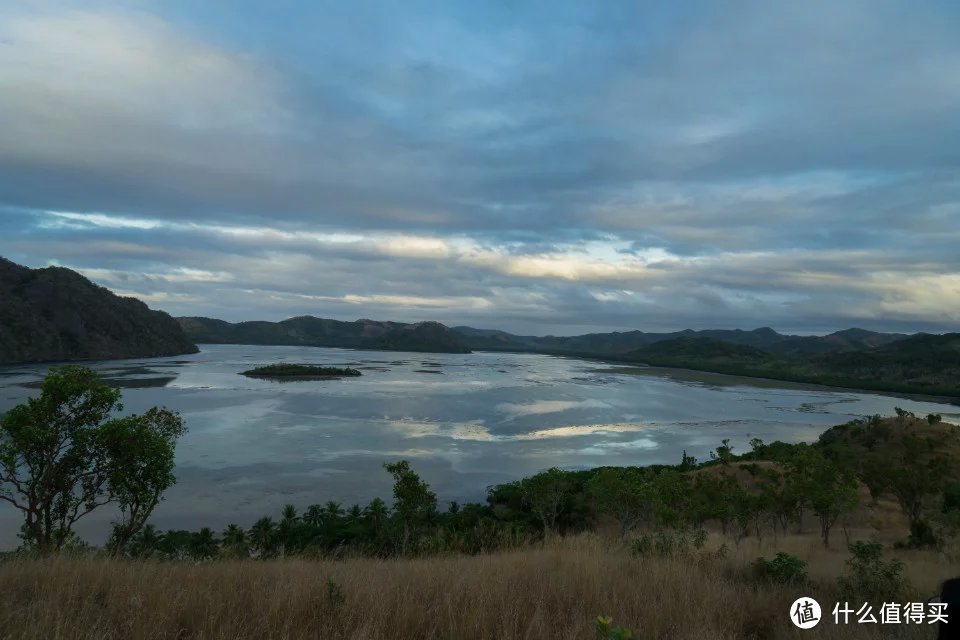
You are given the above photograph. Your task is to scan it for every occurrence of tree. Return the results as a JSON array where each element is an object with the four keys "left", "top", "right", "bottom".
[
  {"left": 249, "top": 516, "right": 278, "bottom": 558},
  {"left": 0, "top": 365, "right": 185, "bottom": 554},
  {"left": 710, "top": 439, "right": 734, "bottom": 465},
  {"left": 859, "top": 456, "right": 894, "bottom": 505},
  {"left": 800, "top": 450, "right": 858, "bottom": 547},
  {"left": 894, "top": 407, "right": 914, "bottom": 426},
  {"left": 190, "top": 527, "right": 219, "bottom": 559},
  {"left": 519, "top": 467, "right": 571, "bottom": 534},
  {"left": 888, "top": 435, "right": 950, "bottom": 533},
  {"left": 221, "top": 523, "right": 249, "bottom": 559},
  {"left": 384, "top": 460, "right": 436, "bottom": 555},
  {"left": 586, "top": 467, "right": 655, "bottom": 537},
  {"left": 105, "top": 407, "right": 186, "bottom": 554}
]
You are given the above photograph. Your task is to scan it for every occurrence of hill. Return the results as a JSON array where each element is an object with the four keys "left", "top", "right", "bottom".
[
  {"left": 178, "top": 316, "right": 471, "bottom": 353},
  {"left": 451, "top": 325, "right": 908, "bottom": 356},
  {"left": 0, "top": 257, "right": 198, "bottom": 364},
  {"left": 621, "top": 332, "right": 960, "bottom": 396}
]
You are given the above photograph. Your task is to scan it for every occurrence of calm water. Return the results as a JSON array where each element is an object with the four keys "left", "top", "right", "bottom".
[{"left": 1, "top": 344, "right": 957, "bottom": 548}]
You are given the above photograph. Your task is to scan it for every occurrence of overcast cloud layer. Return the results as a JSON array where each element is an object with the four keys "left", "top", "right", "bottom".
[{"left": 1, "top": 0, "right": 959, "bottom": 334}]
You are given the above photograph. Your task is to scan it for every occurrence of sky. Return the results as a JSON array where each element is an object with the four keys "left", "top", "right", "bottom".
[{"left": 1, "top": 1, "right": 959, "bottom": 335}]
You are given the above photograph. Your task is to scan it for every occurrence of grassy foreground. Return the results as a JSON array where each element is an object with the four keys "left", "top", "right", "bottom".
[{"left": 0, "top": 532, "right": 953, "bottom": 640}]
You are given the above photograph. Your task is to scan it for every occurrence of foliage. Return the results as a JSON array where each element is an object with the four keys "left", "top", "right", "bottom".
[
  {"left": 519, "top": 467, "right": 574, "bottom": 534},
  {"left": 240, "top": 363, "right": 362, "bottom": 378},
  {"left": 753, "top": 552, "right": 808, "bottom": 584},
  {"left": 836, "top": 541, "right": 907, "bottom": 602},
  {"left": 384, "top": 460, "right": 437, "bottom": 554},
  {"left": 0, "top": 366, "right": 185, "bottom": 554},
  {"left": 326, "top": 578, "right": 346, "bottom": 606},
  {"left": 595, "top": 616, "right": 639, "bottom": 640},
  {"left": 586, "top": 467, "right": 654, "bottom": 536}
]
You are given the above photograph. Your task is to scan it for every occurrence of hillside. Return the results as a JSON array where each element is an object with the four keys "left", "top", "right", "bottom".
[
  {"left": 451, "top": 325, "right": 908, "bottom": 356},
  {"left": 178, "top": 316, "right": 471, "bottom": 353},
  {"left": 0, "top": 257, "right": 199, "bottom": 364},
  {"left": 621, "top": 333, "right": 960, "bottom": 396}
]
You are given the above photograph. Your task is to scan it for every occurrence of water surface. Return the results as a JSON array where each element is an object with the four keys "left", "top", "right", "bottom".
[{"left": 1, "top": 344, "right": 957, "bottom": 548}]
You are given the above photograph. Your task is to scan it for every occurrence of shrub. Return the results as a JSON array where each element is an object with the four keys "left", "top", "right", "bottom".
[
  {"left": 894, "top": 519, "right": 939, "bottom": 549},
  {"left": 326, "top": 578, "right": 346, "bottom": 606},
  {"left": 631, "top": 529, "right": 692, "bottom": 558},
  {"left": 595, "top": 616, "right": 639, "bottom": 640},
  {"left": 753, "top": 552, "right": 808, "bottom": 585},
  {"left": 836, "top": 541, "right": 907, "bottom": 602}
]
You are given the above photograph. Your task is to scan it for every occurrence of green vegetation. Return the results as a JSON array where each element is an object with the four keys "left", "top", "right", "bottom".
[
  {"left": 240, "top": 363, "right": 362, "bottom": 379},
  {"left": 836, "top": 540, "right": 907, "bottom": 602},
  {"left": 453, "top": 325, "right": 960, "bottom": 397},
  {"left": 0, "top": 366, "right": 185, "bottom": 554},
  {"left": 178, "top": 315, "right": 472, "bottom": 353},
  {"left": 619, "top": 334, "right": 960, "bottom": 396},
  {"left": 753, "top": 551, "right": 808, "bottom": 585},
  {"left": 6, "top": 364, "right": 959, "bottom": 564},
  {"left": 2, "top": 368, "right": 960, "bottom": 639},
  {"left": 0, "top": 257, "right": 198, "bottom": 364}
]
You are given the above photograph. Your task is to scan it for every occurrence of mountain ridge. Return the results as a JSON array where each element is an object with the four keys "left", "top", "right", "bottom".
[
  {"left": 177, "top": 316, "right": 471, "bottom": 353},
  {"left": 0, "top": 257, "right": 199, "bottom": 365}
]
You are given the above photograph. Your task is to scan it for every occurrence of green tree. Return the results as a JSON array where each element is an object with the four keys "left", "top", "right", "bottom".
[
  {"left": 586, "top": 467, "right": 655, "bottom": 537},
  {"left": 249, "top": 516, "right": 278, "bottom": 558},
  {"left": 0, "top": 365, "right": 185, "bottom": 554},
  {"left": 519, "top": 467, "right": 571, "bottom": 534},
  {"left": 888, "top": 435, "right": 950, "bottom": 534},
  {"left": 221, "top": 523, "right": 249, "bottom": 559},
  {"left": 104, "top": 407, "right": 186, "bottom": 554},
  {"left": 384, "top": 460, "right": 437, "bottom": 554},
  {"left": 190, "top": 527, "right": 219, "bottom": 559},
  {"left": 799, "top": 450, "right": 859, "bottom": 547}
]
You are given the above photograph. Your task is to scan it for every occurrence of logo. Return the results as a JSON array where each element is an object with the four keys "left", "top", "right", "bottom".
[{"left": 790, "top": 597, "right": 822, "bottom": 629}]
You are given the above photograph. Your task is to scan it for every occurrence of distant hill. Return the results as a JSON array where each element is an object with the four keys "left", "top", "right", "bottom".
[
  {"left": 0, "top": 257, "right": 199, "bottom": 364},
  {"left": 621, "top": 333, "right": 960, "bottom": 396},
  {"left": 178, "top": 316, "right": 471, "bottom": 354},
  {"left": 451, "top": 325, "right": 908, "bottom": 356}
]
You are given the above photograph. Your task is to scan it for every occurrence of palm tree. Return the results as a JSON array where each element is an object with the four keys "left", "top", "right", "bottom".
[
  {"left": 304, "top": 504, "right": 324, "bottom": 528},
  {"left": 191, "top": 527, "right": 220, "bottom": 559},
  {"left": 278, "top": 504, "right": 302, "bottom": 555},
  {"left": 249, "top": 517, "right": 277, "bottom": 558},
  {"left": 324, "top": 501, "right": 345, "bottom": 522},
  {"left": 346, "top": 504, "right": 363, "bottom": 523},
  {"left": 221, "top": 523, "right": 249, "bottom": 559},
  {"left": 364, "top": 497, "right": 389, "bottom": 538},
  {"left": 130, "top": 524, "right": 161, "bottom": 557}
]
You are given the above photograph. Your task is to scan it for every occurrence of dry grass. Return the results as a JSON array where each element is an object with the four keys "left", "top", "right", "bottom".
[{"left": 0, "top": 533, "right": 953, "bottom": 640}]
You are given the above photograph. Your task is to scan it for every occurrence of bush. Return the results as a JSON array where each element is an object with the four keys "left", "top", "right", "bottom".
[
  {"left": 631, "top": 529, "right": 692, "bottom": 558},
  {"left": 836, "top": 541, "right": 907, "bottom": 601},
  {"left": 894, "top": 519, "right": 939, "bottom": 549},
  {"left": 753, "top": 552, "right": 808, "bottom": 585},
  {"left": 595, "top": 616, "right": 639, "bottom": 640}
]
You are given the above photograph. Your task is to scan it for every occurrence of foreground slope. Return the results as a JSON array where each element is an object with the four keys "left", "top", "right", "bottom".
[
  {"left": 0, "top": 258, "right": 198, "bottom": 364},
  {"left": 0, "top": 534, "right": 951, "bottom": 640}
]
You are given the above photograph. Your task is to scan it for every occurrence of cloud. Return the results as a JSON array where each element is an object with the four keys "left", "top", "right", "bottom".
[{"left": 0, "top": 1, "right": 959, "bottom": 334}]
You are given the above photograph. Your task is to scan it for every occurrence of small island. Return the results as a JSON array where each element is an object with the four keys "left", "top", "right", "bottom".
[{"left": 240, "top": 363, "right": 362, "bottom": 380}]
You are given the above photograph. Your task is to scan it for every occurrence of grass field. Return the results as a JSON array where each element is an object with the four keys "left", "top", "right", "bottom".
[{"left": 1, "top": 529, "right": 953, "bottom": 640}]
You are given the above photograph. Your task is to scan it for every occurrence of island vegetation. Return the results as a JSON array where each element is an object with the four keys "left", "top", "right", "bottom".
[
  {"left": 240, "top": 363, "right": 362, "bottom": 380},
  {"left": 1, "top": 367, "right": 958, "bottom": 638}
]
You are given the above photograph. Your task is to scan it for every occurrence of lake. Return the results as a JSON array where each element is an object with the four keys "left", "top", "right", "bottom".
[{"left": 1, "top": 343, "right": 957, "bottom": 549}]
